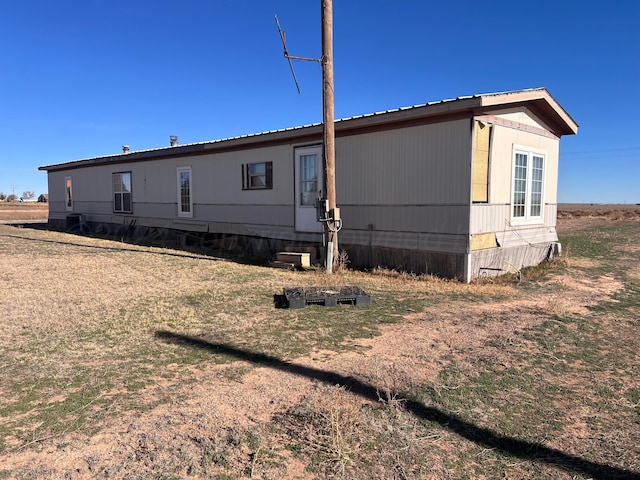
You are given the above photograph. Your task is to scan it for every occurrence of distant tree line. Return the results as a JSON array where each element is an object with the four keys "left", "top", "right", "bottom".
[{"left": 0, "top": 191, "right": 40, "bottom": 202}]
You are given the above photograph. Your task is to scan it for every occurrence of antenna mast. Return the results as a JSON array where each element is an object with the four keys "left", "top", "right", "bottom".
[{"left": 275, "top": 16, "right": 323, "bottom": 93}]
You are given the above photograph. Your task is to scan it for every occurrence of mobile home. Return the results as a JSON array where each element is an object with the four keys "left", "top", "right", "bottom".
[{"left": 39, "top": 88, "right": 578, "bottom": 281}]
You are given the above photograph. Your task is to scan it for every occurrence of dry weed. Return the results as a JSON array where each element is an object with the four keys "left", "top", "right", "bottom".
[
  {"left": 544, "top": 279, "right": 572, "bottom": 318},
  {"left": 358, "top": 358, "right": 416, "bottom": 407},
  {"left": 334, "top": 249, "right": 350, "bottom": 272},
  {"left": 276, "top": 384, "right": 362, "bottom": 476}
]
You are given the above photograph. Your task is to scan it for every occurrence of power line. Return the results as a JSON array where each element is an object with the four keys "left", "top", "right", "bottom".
[{"left": 561, "top": 146, "right": 640, "bottom": 156}]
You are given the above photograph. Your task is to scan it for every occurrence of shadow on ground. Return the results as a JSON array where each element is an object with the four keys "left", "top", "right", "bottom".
[
  {"left": 1, "top": 230, "right": 223, "bottom": 262},
  {"left": 155, "top": 330, "right": 640, "bottom": 480}
]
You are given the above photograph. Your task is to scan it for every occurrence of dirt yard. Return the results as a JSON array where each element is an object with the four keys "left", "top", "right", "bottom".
[{"left": 0, "top": 204, "right": 638, "bottom": 479}]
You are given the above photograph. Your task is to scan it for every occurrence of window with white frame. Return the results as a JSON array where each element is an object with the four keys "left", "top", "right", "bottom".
[
  {"left": 113, "top": 172, "right": 132, "bottom": 213},
  {"left": 512, "top": 149, "right": 545, "bottom": 221},
  {"left": 177, "top": 167, "right": 192, "bottom": 217},
  {"left": 241, "top": 161, "right": 272, "bottom": 190},
  {"left": 65, "top": 176, "right": 73, "bottom": 211}
]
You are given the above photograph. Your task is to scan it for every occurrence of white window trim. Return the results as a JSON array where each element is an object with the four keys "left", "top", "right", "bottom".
[
  {"left": 510, "top": 145, "right": 546, "bottom": 225},
  {"left": 113, "top": 171, "right": 133, "bottom": 214},
  {"left": 177, "top": 166, "right": 193, "bottom": 218},
  {"left": 65, "top": 176, "right": 73, "bottom": 211}
]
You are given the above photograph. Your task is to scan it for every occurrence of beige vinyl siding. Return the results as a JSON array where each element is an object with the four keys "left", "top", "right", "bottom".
[
  {"left": 334, "top": 119, "right": 472, "bottom": 254},
  {"left": 470, "top": 203, "right": 557, "bottom": 234},
  {"left": 342, "top": 205, "right": 468, "bottom": 233},
  {"left": 336, "top": 119, "right": 471, "bottom": 206},
  {"left": 46, "top": 144, "right": 300, "bottom": 236},
  {"left": 190, "top": 146, "right": 294, "bottom": 206},
  {"left": 47, "top": 166, "right": 121, "bottom": 222}
]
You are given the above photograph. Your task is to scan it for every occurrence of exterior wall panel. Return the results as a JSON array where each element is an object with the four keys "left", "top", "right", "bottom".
[
  {"left": 196, "top": 204, "right": 292, "bottom": 227},
  {"left": 471, "top": 204, "right": 558, "bottom": 241},
  {"left": 336, "top": 119, "right": 472, "bottom": 206},
  {"left": 341, "top": 205, "right": 468, "bottom": 234}
]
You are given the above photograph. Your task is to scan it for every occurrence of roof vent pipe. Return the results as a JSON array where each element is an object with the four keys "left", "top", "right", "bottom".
[
  {"left": 170, "top": 135, "right": 178, "bottom": 146},
  {"left": 122, "top": 145, "right": 130, "bottom": 153}
]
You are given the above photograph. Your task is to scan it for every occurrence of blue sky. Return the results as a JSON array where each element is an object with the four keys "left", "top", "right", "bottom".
[{"left": 1, "top": 1, "right": 638, "bottom": 203}]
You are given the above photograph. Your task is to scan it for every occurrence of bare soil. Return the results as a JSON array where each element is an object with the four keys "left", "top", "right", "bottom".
[
  {"left": 556, "top": 203, "right": 640, "bottom": 232},
  {"left": 0, "top": 204, "right": 638, "bottom": 479}
]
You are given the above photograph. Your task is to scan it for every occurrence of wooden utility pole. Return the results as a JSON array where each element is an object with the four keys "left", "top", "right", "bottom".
[
  {"left": 275, "top": 3, "right": 339, "bottom": 272},
  {"left": 322, "top": 0, "right": 339, "bottom": 273}
]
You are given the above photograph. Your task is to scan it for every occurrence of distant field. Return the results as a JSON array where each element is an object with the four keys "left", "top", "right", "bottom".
[
  {"left": 556, "top": 204, "right": 640, "bottom": 232},
  {"left": 0, "top": 202, "right": 48, "bottom": 222},
  {"left": 558, "top": 203, "right": 640, "bottom": 216}
]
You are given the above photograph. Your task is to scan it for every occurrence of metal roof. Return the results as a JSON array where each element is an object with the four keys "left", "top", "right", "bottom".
[{"left": 39, "top": 87, "right": 578, "bottom": 172}]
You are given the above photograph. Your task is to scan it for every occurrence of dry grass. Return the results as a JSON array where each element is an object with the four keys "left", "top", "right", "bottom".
[
  {"left": 0, "top": 203, "right": 48, "bottom": 222},
  {"left": 0, "top": 207, "right": 639, "bottom": 479}
]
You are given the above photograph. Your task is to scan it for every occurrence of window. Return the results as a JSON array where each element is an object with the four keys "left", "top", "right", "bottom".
[
  {"left": 299, "top": 154, "right": 318, "bottom": 206},
  {"left": 512, "top": 149, "right": 545, "bottom": 221},
  {"left": 242, "top": 161, "right": 273, "bottom": 190},
  {"left": 177, "top": 167, "right": 192, "bottom": 217},
  {"left": 113, "top": 172, "right": 132, "bottom": 213},
  {"left": 65, "top": 176, "right": 73, "bottom": 211}
]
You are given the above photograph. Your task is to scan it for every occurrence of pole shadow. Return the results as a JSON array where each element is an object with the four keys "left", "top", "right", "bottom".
[{"left": 154, "top": 330, "right": 639, "bottom": 480}]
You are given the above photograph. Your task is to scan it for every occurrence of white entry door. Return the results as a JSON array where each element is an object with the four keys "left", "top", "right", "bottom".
[{"left": 294, "top": 145, "right": 323, "bottom": 232}]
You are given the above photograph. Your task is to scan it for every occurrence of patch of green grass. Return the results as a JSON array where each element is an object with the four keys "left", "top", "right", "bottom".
[
  {"left": 625, "top": 388, "right": 640, "bottom": 414},
  {"left": 221, "top": 365, "right": 253, "bottom": 382},
  {"left": 593, "top": 281, "right": 640, "bottom": 314},
  {"left": 561, "top": 222, "right": 640, "bottom": 275},
  {"left": 0, "top": 367, "right": 118, "bottom": 451},
  {"left": 418, "top": 365, "right": 567, "bottom": 441},
  {"left": 169, "top": 284, "right": 432, "bottom": 362}
]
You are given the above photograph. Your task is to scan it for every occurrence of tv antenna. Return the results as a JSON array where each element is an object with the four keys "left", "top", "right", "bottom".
[{"left": 275, "top": 15, "right": 322, "bottom": 94}]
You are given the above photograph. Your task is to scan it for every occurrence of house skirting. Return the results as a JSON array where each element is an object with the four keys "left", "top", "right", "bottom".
[
  {"left": 343, "top": 243, "right": 466, "bottom": 280},
  {"left": 472, "top": 242, "right": 555, "bottom": 278},
  {"left": 50, "top": 218, "right": 554, "bottom": 280},
  {"left": 48, "top": 218, "right": 471, "bottom": 279}
]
